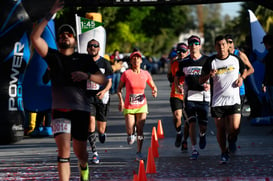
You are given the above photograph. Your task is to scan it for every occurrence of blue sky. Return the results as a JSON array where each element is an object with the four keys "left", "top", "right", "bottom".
[{"left": 221, "top": 2, "right": 243, "bottom": 18}]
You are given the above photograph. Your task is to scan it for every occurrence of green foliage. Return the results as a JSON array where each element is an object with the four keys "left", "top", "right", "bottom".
[{"left": 55, "top": 2, "right": 273, "bottom": 57}]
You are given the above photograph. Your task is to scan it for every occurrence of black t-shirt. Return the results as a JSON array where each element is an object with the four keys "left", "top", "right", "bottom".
[
  {"left": 43, "top": 48, "right": 100, "bottom": 111},
  {"left": 176, "top": 55, "right": 209, "bottom": 91}
]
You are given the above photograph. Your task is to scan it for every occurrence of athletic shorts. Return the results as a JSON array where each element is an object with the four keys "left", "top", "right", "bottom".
[
  {"left": 52, "top": 110, "right": 89, "bottom": 141},
  {"left": 123, "top": 104, "right": 148, "bottom": 115},
  {"left": 184, "top": 101, "right": 209, "bottom": 125},
  {"left": 211, "top": 104, "right": 241, "bottom": 118},
  {"left": 170, "top": 97, "right": 183, "bottom": 112},
  {"left": 90, "top": 102, "right": 109, "bottom": 122}
]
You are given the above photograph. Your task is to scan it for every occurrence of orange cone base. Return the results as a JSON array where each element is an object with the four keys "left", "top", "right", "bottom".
[
  {"left": 146, "top": 147, "right": 156, "bottom": 174},
  {"left": 138, "top": 160, "right": 147, "bottom": 181}
]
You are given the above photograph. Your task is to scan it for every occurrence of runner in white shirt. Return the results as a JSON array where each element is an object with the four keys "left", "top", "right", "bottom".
[{"left": 200, "top": 35, "right": 247, "bottom": 164}]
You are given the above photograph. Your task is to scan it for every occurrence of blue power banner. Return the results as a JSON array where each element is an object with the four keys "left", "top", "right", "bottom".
[
  {"left": 23, "top": 19, "right": 56, "bottom": 112},
  {"left": 0, "top": 0, "right": 32, "bottom": 144}
]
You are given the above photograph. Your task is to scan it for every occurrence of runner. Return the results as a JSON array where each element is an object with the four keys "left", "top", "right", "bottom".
[{"left": 117, "top": 51, "right": 157, "bottom": 161}]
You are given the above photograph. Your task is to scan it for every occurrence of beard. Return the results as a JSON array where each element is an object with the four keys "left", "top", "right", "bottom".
[{"left": 59, "top": 42, "right": 74, "bottom": 49}]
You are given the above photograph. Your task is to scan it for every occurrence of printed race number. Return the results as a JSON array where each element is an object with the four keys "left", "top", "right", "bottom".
[{"left": 51, "top": 118, "right": 71, "bottom": 134}]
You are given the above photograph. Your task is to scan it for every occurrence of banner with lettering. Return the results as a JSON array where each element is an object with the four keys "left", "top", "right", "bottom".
[
  {"left": 75, "top": 14, "right": 106, "bottom": 56},
  {"left": 0, "top": 0, "right": 32, "bottom": 144}
]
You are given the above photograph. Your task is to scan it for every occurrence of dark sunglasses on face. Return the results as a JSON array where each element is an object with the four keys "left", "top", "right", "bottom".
[
  {"left": 228, "top": 40, "right": 233, "bottom": 44},
  {"left": 177, "top": 49, "right": 188, "bottom": 54},
  {"left": 59, "top": 32, "right": 74, "bottom": 38},
  {"left": 188, "top": 41, "right": 200, "bottom": 46},
  {"left": 87, "top": 44, "right": 99, "bottom": 48}
]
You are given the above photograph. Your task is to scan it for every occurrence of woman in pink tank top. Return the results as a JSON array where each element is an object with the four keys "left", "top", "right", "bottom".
[{"left": 117, "top": 51, "right": 157, "bottom": 161}]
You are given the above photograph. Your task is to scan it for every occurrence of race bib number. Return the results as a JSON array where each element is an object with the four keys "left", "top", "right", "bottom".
[
  {"left": 87, "top": 80, "right": 99, "bottom": 90},
  {"left": 129, "top": 94, "right": 145, "bottom": 105},
  {"left": 51, "top": 118, "right": 71, "bottom": 134}
]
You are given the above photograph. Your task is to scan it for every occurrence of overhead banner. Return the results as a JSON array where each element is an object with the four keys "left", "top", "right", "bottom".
[
  {"left": 0, "top": 0, "right": 32, "bottom": 144},
  {"left": 75, "top": 14, "right": 106, "bottom": 56}
]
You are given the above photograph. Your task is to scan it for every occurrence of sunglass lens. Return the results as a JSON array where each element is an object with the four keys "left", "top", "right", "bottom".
[{"left": 88, "top": 44, "right": 99, "bottom": 48}]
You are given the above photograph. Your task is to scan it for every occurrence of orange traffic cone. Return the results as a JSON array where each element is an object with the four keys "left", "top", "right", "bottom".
[
  {"left": 133, "top": 170, "right": 138, "bottom": 181},
  {"left": 152, "top": 127, "right": 159, "bottom": 147},
  {"left": 151, "top": 134, "right": 159, "bottom": 158},
  {"left": 138, "top": 160, "right": 147, "bottom": 181},
  {"left": 157, "top": 120, "right": 164, "bottom": 139},
  {"left": 146, "top": 147, "right": 156, "bottom": 174}
]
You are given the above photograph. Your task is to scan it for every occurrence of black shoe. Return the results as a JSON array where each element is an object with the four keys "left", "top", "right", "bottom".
[
  {"left": 175, "top": 133, "right": 182, "bottom": 147},
  {"left": 199, "top": 133, "right": 206, "bottom": 149},
  {"left": 181, "top": 140, "right": 188, "bottom": 152},
  {"left": 98, "top": 133, "right": 106, "bottom": 143},
  {"left": 219, "top": 152, "right": 230, "bottom": 164},
  {"left": 228, "top": 141, "right": 237, "bottom": 154}
]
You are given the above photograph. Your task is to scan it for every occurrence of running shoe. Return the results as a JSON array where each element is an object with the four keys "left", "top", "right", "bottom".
[
  {"left": 127, "top": 134, "right": 136, "bottom": 145},
  {"left": 40, "top": 127, "right": 53, "bottom": 137},
  {"left": 219, "top": 152, "right": 230, "bottom": 164},
  {"left": 91, "top": 152, "right": 100, "bottom": 164},
  {"left": 181, "top": 140, "right": 188, "bottom": 152},
  {"left": 136, "top": 152, "right": 144, "bottom": 161},
  {"left": 228, "top": 141, "right": 237, "bottom": 154},
  {"left": 99, "top": 133, "right": 106, "bottom": 143},
  {"left": 199, "top": 133, "right": 206, "bottom": 149},
  {"left": 189, "top": 149, "right": 199, "bottom": 160},
  {"left": 175, "top": 133, "right": 182, "bottom": 147},
  {"left": 79, "top": 163, "right": 90, "bottom": 181}
]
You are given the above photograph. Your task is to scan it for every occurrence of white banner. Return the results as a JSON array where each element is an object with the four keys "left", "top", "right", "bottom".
[{"left": 75, "top": 14, "right": 106, "bottom": 56}]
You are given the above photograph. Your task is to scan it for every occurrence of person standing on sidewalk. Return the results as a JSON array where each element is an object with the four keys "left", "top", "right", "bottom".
[
  {"left": 261, "top": 34, "right": 273, "bottom": 115},
  {"left": 175, "top": 35, "right": 210, "bottom": 160},
  {"left": 117, "top": 51, "right": 158, "bottom": 161},
  {"left": 200, "top": 35, "right": 247, "bottom": 164},
  {"left": 168, "top": 43, "right": 190, "bottom": 151},
  {"left": 30, "top": 1, "right": 106, "bottom": 180},
  {"left": 86, "top": 39, "right": 113, "bottom": 164},
  {"left": 225, "top": 34, "right": 254, "bottom": 153}
]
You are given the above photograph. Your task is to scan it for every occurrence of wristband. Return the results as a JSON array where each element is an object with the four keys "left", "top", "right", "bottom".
[{"left": 45, "top": 12, "right": 54, "bottom": 21}]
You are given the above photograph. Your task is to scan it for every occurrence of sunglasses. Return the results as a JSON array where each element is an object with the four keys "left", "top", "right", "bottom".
[
  {"left": 188, "top": 41, "right": 200, "bottom": 46},
  {"left": 228, "top": 40, "right": 233, "bottom": 44},
  {"left": 87, "top": 44, "right": 99, "bottom": 48},
  {"left": 59, "top": 32, "right": 74, "bottom": 38},
  {"left": 177, "top": 49, "right": 188, "bottom": 54}
]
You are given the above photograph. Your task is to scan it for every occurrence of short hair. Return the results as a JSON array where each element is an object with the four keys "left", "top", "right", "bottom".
[
  {"left": 262, "top": 34, "right": 273, "bottom": 45},
  {"left": 215, "top": 35, "right": 226, "bottom": 44},
  {"left": 224, "top": 34, "right": 233, "bottom": 40},
  {"left": 87, "top": 39, "right": 100, "bottom": 47}
]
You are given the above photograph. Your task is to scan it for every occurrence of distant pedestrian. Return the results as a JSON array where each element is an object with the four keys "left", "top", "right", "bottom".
[
  {"left": 261, "top": 34, "right": 273, "bottom": 115},
  {"left": 117, "top": 51, "right": 157, "bottom": 161},
  {"left": 168, "top": 42, "right": 190, "bottom": 151},
  {"left": 200, "top": 35, "right": 247, "bottom": 164},
  {"left": 175, "top": 35, "right": 210, "bottom": 160}
]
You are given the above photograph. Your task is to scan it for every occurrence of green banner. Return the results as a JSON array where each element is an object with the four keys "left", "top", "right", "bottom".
[{"left": 80, "top": 17, "right": 103, "bottom": 33}]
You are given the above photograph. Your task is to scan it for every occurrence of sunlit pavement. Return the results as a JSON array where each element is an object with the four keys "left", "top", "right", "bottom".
[{"left": 0, "top": 74, "right": 273, "bottom": 180}]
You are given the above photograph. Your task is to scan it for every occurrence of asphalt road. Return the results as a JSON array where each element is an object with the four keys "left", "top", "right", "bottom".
[{"left": 0, "top": 73, "right": 272, "bottom": 181}]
